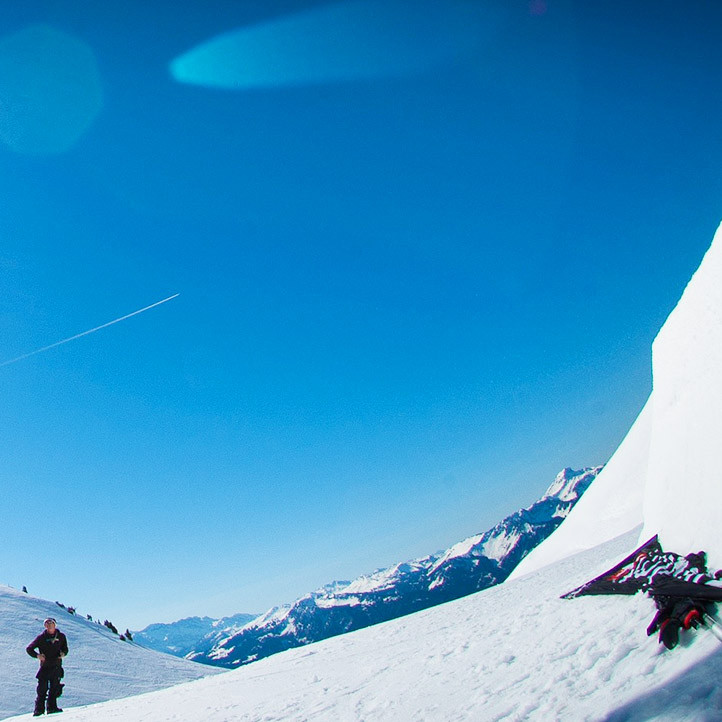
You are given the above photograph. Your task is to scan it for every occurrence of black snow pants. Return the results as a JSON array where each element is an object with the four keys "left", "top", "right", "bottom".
[{"left": 35, "top": 664, "right": 64, "bottom": 713}]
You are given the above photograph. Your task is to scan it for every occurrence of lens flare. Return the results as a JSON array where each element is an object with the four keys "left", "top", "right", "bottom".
[
  {"left": 0, "top": 24, "right": 103, "bottom": 155},
  {"left": 170, "top": 0, "right": 495, "bottom": 90}
]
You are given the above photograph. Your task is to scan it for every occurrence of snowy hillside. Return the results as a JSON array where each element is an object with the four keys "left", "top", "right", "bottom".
[
  {"left": 188, "top": 467, "right": 600, "bottom": 668},
  {"left": 0, "top": 586, "right": 220, "bottom": 720},
  {"left": 642, "top": 221, "right": 722, "bottom": 557},
  {"left": 512, "top": 220, "right": 722, "bottom": 581},
  {"left": 7, "top": 530, "right": 722, "bottom": 721}
]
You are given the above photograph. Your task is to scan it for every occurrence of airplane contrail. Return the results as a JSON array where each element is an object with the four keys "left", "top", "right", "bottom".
[{"left": 0, "top": 293, "right": 180, "bottom": 368}]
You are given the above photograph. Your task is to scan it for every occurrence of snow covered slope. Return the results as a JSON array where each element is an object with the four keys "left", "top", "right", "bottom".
[
  {"left": 7, "top": 530, "right": 722, "bottom": 721},
  {"left": 642, "top": 222, "right": 722, "bottom": 560},
  {"left": 0, "top": 586, "right": 220, "bottom": 720},
  {"left": 512, "top": 220, "right": 722, "bottom": 580}
]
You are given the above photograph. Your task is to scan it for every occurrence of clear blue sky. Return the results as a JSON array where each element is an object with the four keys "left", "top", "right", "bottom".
[{"left": 1, "top": 0, "right": 721, "bottom": 629}]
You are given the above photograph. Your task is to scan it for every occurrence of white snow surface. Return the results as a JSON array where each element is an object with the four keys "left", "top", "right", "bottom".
[
  {"left": 340, "top": 561, "right": 427, "bottom": 595},
  {"left": 481, "top": 529, "right": 522, "bottom": 563},
  {"left": 543, "top": 467, "right": 595, "bottom": 502},
  {"left": 428, "top": 535, "right": 484, "bottom": 571},
  {"left": 642, "top": 222, "right": 722, "bottom": 561},
  {"left": 513, "top": 220, "right": 722, "bottom": 580},
  {"left": 6, "top": 530, "right": 722, "bottom": 721},
  {"left": 0, "top": 586, "right": 220, "bottom": 720}
]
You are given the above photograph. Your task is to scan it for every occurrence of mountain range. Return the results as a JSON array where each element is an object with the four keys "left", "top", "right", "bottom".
[
  {"left": 136, "top": 466, "right": 601, "bottom": 668},
  {"left": 132, "top": 613, "right": 257, "bottom": 658}
]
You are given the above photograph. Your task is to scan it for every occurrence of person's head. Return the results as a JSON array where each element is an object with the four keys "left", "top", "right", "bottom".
[{"left": 44, "top": 618, "right": 57, "bottom": 633}]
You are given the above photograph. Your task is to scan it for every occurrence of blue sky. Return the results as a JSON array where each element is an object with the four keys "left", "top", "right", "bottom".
[{"left": 1, "top": 0, "right": 721, "bottom": 629}]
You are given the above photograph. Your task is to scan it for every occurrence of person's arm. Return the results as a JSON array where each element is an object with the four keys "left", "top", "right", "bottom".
[
  {"left": 26, "top": 635, "right": 41, "bottom": 658},
  {"left": 60, "top": 633, "right": 68, "bottom": 657}
]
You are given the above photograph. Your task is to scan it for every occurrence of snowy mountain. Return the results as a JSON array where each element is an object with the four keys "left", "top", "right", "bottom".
[
  {"left": 133, "top": 613, "right": 257, "bottom": 657},
  {"left": 0, "top": 585, "right": 220, "bottom": 720},
  {"left": 187, "top": 466, "right": 600, "bottom": 668}
]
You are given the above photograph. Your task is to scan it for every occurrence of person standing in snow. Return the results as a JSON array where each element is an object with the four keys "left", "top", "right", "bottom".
[{"left": 26, "top": 617, "right": 68, "bottom": 716}]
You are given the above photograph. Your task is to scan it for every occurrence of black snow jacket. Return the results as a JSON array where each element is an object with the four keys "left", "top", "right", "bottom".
[{"left": 26, "top": 629, "right": 68, "bottom": 668}]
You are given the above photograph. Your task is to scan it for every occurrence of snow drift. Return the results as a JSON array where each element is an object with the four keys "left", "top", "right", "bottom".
[
  {"left": 642, "top": 222, "right": 722, "bottom": 558},
  {"left": 512, "top": 220, "right": 722, "bottom": 580}
]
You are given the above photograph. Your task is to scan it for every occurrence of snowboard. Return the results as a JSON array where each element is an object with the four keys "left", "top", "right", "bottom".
[{"left": 561, "top": 536, "right": 717, "bottom": 600}]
